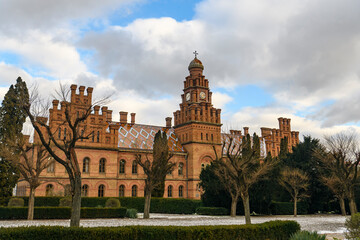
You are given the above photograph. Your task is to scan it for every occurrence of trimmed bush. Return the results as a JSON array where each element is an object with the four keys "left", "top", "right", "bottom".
[
  {"left": 16, "top": 197, "right": 202, "bottom": 214},
  {"left": 126, "top": 208, "right": 138, "bottom": 218},
  {"left": 196, "top": 207, "right": 228, "bottom": 216},
  {"left": 105, "top": 198, "right": 121, "bottom": 208},
  {"left": 0, "top": 207, "right": 126, "bottom": 220},
  {"left": 0, "top": 220, "right": 300, "bottom": 240},
  {"left": 270, "top": 201, "right": 308, "bottom": 215},
  {"left": 59, "top": 197, "right": 72, "bottom": 207},
  {"left": 290, "top": 231, "right": 326, "bottom": 240},
  {"left": 7, "top": 197, "right": 24, "bottom": 207},
  {"left": 345, "top": 212, "right": 360, "bottom": 239}
]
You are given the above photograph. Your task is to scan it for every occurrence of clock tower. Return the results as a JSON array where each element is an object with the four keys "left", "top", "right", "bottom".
[{"left": 173, "top": 53, "right": 222, "bottom": 199}]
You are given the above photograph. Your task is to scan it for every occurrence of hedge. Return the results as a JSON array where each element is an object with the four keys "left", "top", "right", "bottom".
[
  {"left": 196, "top": 207, "right": 228, "bottom": 215},
  {"left": 12, "top": 197, "right": 202, "bottom": 214},
  {"left": 0, "top": 207, "right": 126, "bottom": 220},
  {"left": 0, "top": 220, "right": 300, "bottom": 240},
  {"left": 270, "top": 201, "right": 308, "bottom": 215}
]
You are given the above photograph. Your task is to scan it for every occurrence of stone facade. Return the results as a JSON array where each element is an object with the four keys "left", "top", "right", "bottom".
[{"left": 16, "top": 56, "right": 299, "bottom": 199}]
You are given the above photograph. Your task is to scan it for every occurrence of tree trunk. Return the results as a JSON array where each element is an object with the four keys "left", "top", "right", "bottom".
[
  {"left": 242, "top": 194, "right": 251, "bottom": 224},
  {"left": 70, "top": 175, "right": 82, "bottom": 227},
  {"left": 27, "top": 187, "right": 35, "bottom": 220},
  {"left": 294, "top": 198, "right": 297, "bottom": 217},
  {"left": 349, "top": 197, "right": 358, "bottom": 215},
  {"left": 230, "top": 196, "right": 237, "bottom": 217},
  {"left": 339, "top": 197, "right": 346, "bottom": 216},
  {"left": 143, "top": 189, "right": 151, "bottom": 219}
]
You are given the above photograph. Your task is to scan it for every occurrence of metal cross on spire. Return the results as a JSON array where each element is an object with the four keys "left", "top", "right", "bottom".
[{"left": 193, "top": 50, "right": 198, "bottom": 58}]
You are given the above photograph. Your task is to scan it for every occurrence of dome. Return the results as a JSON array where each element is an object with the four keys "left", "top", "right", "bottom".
[{"left": 188, "top": 57, "right": 204, "bottom": 70}]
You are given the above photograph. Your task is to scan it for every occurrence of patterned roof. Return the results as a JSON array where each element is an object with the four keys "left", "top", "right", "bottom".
[{"left": 117, "top": 124, "right": 185, "bottom": 152}]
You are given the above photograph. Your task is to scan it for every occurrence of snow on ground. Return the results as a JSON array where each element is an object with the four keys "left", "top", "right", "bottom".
[{"left": 0, "top": 214, "right": 347, "bottom": 235}]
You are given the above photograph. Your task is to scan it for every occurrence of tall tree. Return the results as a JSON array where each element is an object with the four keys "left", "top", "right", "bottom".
[
  {"left": 135, "top": 130, "right": 175, "bottom": 219},
  {"left": 213, "top": 133, "right": 277, "bottom": 224},
  {"left": 314, "top": 132, "right": 360, "bottom": 215},
  {"left": 0, "top": 136, "right": 49, "bottom": 219},
  {"left": 278, "top": 167, "right": 309, "bottom": 217},
  {"left": 22, "top": 84, "right": 109, "bottom": 227},
  {"left": 283, "top": 136, "right": 333, "bottom": 214},
  {"left": 0, "top": 77, "right": 28, "bottom": 204}
]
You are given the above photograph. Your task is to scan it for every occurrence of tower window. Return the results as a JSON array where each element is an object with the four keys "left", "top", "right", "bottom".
[
  {"left": 178, "top": 163, "right": 184, "bottom": 176},
  {"left": 83, "top": 157, "right": 90, "bottom": 173},
  {"left": 58, "top": 128, "right": 61, "bottom": 139},
  {"left": 201, "top": 133, "right": 203, "bottom": 140},
  {"left": 119, "top": 160, "right": 126, "bottom": 174},
  {"left": 97, "top": 131, "right": 100, "bottom": 142}
]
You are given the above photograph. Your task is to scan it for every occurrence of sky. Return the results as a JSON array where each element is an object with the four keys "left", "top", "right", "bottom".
[{"left": 0, "top": 0, "right": 360, "bottom": 140}]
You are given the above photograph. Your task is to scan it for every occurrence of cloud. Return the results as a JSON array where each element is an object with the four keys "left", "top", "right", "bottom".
[{"left": 0, "top": 0, "right": 143, "bottom": 35}]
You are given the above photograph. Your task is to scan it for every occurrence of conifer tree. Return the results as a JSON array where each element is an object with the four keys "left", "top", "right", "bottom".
[{"left": 0, "top": 77, "right": 29, "bottom": 204}]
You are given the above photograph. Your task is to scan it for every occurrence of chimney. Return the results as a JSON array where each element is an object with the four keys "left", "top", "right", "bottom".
[
  {"left": 52, "top": 100, "right": 59, "bottom": 109},
  {"left": 131, "top": 113, "right": 136, "bottom": 125},
  {"left": 79, "top": 86, "right": 85, "bottom": 96},
  {"left": 166, "top": 117, "right": 172, "bottom": 128},
  {"left": 243, "top": 127, "right": 249, "bottom": 135},
  {"left": 94, "top": 105, "right": 100, "bottom": 115},
  {"left": 120, "top": 111, "right": 128, "bottom": 124},
  {"left": 106, "top": 110, "right": 112, "bottom": 122}
]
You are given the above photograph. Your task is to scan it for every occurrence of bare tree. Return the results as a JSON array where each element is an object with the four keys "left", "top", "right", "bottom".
[
  {"left": 0, "top": 135, "right": 50, "bottom": 220},
  {"left": 321, "top": 175, "right": 346, "bottom": 216},
  {"left": 315, "top": 132, "right": 360, "bottom": 215},
  {"left": 22, "top": 83, "right": 109, "bottom": 227},
  {"left": 135, "top": 130, "right": 175, "bottom": 219},
  {"left": 278, "top": 167, "right": 309, "bottom": 217},
  {"left": 213, "top": 133, "right": 277, "bottom": 224}
]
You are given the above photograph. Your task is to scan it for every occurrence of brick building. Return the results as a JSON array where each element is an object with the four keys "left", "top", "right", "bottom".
[{"left": 16, "top": 56, "right": 299, "bottom": 199}]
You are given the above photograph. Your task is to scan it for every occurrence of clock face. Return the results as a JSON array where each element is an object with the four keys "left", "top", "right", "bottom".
[
  {"left": 200, "top": 91, "right": 206, "bottom": 100},
  {"left": 186, "top": 93, "right": 191, "bottom": 101}
]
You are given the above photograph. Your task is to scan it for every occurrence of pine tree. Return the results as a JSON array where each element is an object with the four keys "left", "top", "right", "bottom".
[{"left": 0, "top": 77, "right": 29, "bottom": 204}]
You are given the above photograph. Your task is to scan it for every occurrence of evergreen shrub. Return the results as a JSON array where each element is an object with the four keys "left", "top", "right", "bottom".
[
  {"left": 59, "top": 197, "right": 72, "bottom": 207},
  {"left": 290, "top": 231, "right": 326, "bottom": 240},
  {"left": 105, "top": 198, "right": 121, "bottom": 208},
  {"left": 0, "top": 220, "right": 300, "bottom": 240},
  {"left": 18, "top": 197, "right": 202, "bottom": 214},
  {"left": 7, "top": 197, "right": 24, "bottom": 207},
  {"left": 0, "top": 207, "right": 126, "bottom": 219},
  {"left": 196, "top": 207, "right": 228, "bottom": 215},
  {"left": 125, "top": 208, "right": 138, "bottom": 218},
  {"left": 345, "top": 213, "right": 360, "bottom": 239},
  {"left": 270, "top": 201, "right": 308, "bottom": 215}
]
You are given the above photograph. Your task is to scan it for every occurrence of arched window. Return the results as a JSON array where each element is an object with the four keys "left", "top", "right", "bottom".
[
  {"left": 119, "top": 185, "right": 125, "bottom": 197},
  {"left": 99, "top": 158, "right": 106, "bottom": 173},
  {"left": 179, "top": 185, "right": 184, "bottom": 198},
  {"left": 178, "top": 163, "right": 184, "bottom": 176},
  {"left": 80, "top": 129, "right": 84, "bottom": 142},
  {"left": 119, "top": 159, "right": 126, "bottom": 174},
  {"left": 131, "top": 185, "right": 137, "bottom": 197},
  {"left": 97, "top": 131, "right": 100, "bottom": 143},
  {"left": 132, "top": 161, "right": 137, "bottom": 174},
  {"left": 167, "top": 185, "right": 173, "bottom": 198},
  {"left": 47, "top": 158, "right": 55, "bottom": 173},
  {"left": 82, "top": 184, "right": 89, "bottom": 197},
  {"left": 64, "top": 184, "right": 71, "bottom": 196},
  {"left": 92, "top": 131, "right": 94, "bottom": 142},
  {"left": 45, "top": 184, "right": 54, "bottom": 196},
  {"left": 83, "top": 157, "right": 90, "bottom": 173},
  {"left": 63, "top": 128, "right": 67, "bottom": 140},
  {"left": 98, "top": 184, "right": 105, "bottom": 197},
  {"left": 58, "top": 127, "right": 61, "bottom": 139}
]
